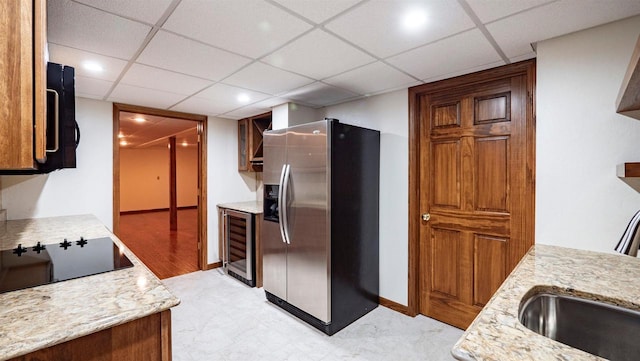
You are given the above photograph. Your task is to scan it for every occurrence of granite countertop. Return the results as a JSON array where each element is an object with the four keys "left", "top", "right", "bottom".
[
  {"left": 217, "top": 200, "right": 263, "bottom": 214},
  {"left": 0, "top": 214, "right": 180, "bottom": 360},
  {"left": 452, "top": 244, "right": 640, "bottom": 360}
]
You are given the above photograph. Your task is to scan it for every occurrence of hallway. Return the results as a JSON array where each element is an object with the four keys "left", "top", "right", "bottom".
[{"left": 119, "top": 208, "right": 199, "bottom": 279}]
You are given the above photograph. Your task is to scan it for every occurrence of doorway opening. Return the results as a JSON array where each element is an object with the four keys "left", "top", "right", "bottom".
[{"left": 112, "top": 103, "right": 208, "bottom": 279}]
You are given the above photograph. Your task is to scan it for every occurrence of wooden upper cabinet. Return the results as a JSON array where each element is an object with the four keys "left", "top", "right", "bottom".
[
  {"left": 238, "top": 118, "right": 249, "bottom": 171},
  {"left": 238, "top": 112, "right": 272, "bottom": 172},
  {"left": 0, "top": 0, "right": 47, "bottom": 170}
]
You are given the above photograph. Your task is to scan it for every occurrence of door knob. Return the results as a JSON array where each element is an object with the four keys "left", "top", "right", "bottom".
[{"left": 422, "top": 213, "right": 430, "bottom": 221}]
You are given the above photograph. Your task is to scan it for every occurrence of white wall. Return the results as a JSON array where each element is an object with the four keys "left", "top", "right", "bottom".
[
  {"left": 120, "top": 148, "right": 169, "bottom": 212},
  {"left": 120, "top": 146, "right": 198, "bottom": 212},
  {"left": 207, "top": 116, "right": 259, "bottom": 262},
  {"left": 0, "top": 98, "right": 113, "bottom": 227},
  {"left": 536, "top": 15, "right": 640, "bottom": 253},
  {"left": 271, "top": 102, "right": 318, "bottom": 130},
  {"left": 176, "top": 146, "right": 199, "bottom": 207},
  {"left": 319, "top": 89, "right": 409, "bottom": 306},
  {"left": 272, "top": 103, "right": 289, "bottom": 130},
  {"left": 288, "top": 103, "right": 318, "bottom": 126}
]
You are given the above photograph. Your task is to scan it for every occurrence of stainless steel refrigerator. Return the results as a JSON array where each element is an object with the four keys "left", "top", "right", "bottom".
[{"left": 262, "top": 118, "right": 380, "bottom": 335}]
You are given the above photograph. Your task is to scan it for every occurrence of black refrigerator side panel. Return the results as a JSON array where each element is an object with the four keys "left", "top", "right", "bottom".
[{"left": 329, "top": 121, "right": 380, "bottom": 335}]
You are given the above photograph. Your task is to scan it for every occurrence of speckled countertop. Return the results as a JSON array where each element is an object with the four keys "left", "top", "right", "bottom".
[
  {"left": 452, "top": 244, "right": 640, "bottom": 360},
  {"left": 217, "top": 200, "right": 263, "bottom": 214},
  {"left": 0, "top": 214, "right": 180, "bottom": 361}
]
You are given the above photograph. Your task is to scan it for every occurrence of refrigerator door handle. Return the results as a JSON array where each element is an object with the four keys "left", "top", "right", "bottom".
[
  {"left": 282, "top": 164, "right": 292, "bottom": 244},
  {"left": 278, "top": 164, "right": 288, "bottom": 244}
]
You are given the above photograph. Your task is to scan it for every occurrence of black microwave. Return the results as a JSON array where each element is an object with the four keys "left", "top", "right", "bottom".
[{"left": 1, "top": 62, "right": 79, "bottom": 174}]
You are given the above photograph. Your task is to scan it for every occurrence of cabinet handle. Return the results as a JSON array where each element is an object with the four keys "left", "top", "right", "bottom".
[{"left": 46, "top": 89, "right": 60, "bottom": 153}]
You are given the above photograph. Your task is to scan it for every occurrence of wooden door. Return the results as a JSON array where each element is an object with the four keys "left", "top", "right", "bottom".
[{"left": 415, "top": 61, "right": 535, "bottom": 329}]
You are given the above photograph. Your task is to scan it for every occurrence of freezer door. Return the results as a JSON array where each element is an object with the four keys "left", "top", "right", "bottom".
[
  {"left": 262, "top": 129, "right": 288, "bottom": 300},
  {"left": 285, "top": 120, "right": 331, "bottom": 323}
]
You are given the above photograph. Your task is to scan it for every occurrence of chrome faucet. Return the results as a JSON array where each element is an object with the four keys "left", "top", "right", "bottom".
[{"left": 615, "top": 210, "right": 640, "bottom": 256}]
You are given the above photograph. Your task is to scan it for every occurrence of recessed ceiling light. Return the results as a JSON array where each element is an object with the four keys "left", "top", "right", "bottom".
[
  {"left": 134, "top": 117, "right": 146, "bottom": 123},
  {"left": 120, "top": 140, "right": 128, "bottom": 146},
  {"left": 258, "top": 21, "right": 272, "bottom": 33},
  {"left": 402, "top": 8, "right": 428, "bottom": 33},
  {"left": 237, "top": 93, "right": 250, "bottom": 103},
  {"left": 82, "top": 61, "right": 103, "bottom": 73}
]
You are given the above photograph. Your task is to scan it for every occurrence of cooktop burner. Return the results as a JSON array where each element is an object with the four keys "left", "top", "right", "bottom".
[{"left": 0, "top": 237, "right": 133, "bottom": 294}]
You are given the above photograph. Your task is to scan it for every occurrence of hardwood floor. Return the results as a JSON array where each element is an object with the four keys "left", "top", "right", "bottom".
[{"left": 119, "top": 209, "right": 199, "bottom": 279}]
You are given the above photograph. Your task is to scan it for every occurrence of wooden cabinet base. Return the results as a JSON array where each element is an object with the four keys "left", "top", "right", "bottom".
[{"left": 9, "top": 310, "right": 172, "bottom": 361}]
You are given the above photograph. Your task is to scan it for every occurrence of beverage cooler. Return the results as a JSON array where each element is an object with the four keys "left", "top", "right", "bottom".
[{"left": 222, "top": 209, "right": 255, "bottom": 287}]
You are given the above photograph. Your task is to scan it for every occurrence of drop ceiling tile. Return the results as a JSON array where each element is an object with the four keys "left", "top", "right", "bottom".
[
  {"left": 195, "top": 83, "right": 272, "bottom": 106},
  {"left": 223, "top": 106, "right": 273, "bottom": 120},
  {"left": 170, "top": 97, "right": 234, "bottom": 116},
  {"left": 48, "top": 0, "right": 151, "bottom": 60},
  {"left": 74, "top": 0, "right": 173, "bottom": 24},
  {"left": 223, "top": 62, "right": 314, "bottom": 95},
  {"left": 162, "top": 0, "right": 313, "bottom": 58},
  {"left": 422, "top": 60, "right": 505, "bottom": 83},
  {"left": 510, "top": 52, "right": 537, "bottom": 63},
  {"left": 109, "top": 84, "right": 187, "bottom": 109},
  {"left": 75, "top": 93, "right": 103, "bottom": 101},
  {"left": 262, "top": 29, "right": 376, "bottom": 80},
  {"left": 74, "top": 76, "right": 113, "bottom": 99},
  {"left": 465, "top": 0, "right": 553, "bottom": 24},
  {"left": 48, "top": 44, "right": 127, "bottom": 81},
  {"left": 324, "top": 0, "right": 475, "bottom": 58},
  {"left": 271, "top": 0, "right": 363, "bottom": 23},
  {"left": 137, "top": 31, "right": 252, "bottom": 81},
  {"left": 252, "top": 97, "right": 292, "bottom": 109},
  {"left": 387, "top": 29, "right": 502, "bottom": 81},
  {"left": 120, "top": 64, "right": 213, "bottom": 96},
  {"left": 487, "top": 0, "right": 640, "bottom": 58},
  {"left": 282, "top": 82, "right": 359, "bottom": 106},
  {"left": 323, "top": 61, "right": 418, "bottom": 95}
]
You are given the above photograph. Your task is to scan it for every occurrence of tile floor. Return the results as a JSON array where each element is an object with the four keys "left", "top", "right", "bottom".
[{"left": 163, "top": 270, "right": 463, "bottom": 361}]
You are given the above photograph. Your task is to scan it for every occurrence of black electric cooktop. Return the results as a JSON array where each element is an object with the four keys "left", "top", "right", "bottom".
[{"left": 0, "top": 237, "right": 133, "bottom": 294}]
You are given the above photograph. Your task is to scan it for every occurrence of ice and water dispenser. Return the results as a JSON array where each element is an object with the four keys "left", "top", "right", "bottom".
[{"left": 263, "top": 185, "right": 279, "bottom": 223}]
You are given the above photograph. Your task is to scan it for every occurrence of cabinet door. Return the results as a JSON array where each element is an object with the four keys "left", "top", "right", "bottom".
[
  {"left": 0, "top": 0, "right": 46, "bottom": 169},
  {"left": 34, "top": 0, "right": 47, "bottom": 163},
  {"left": 237, "top": 118, "right": 249, "bottom": 171},
  {"left": 0, "top": 0, "right": 35, "bottom": 169},
  {"left": 238, "top": 113, "right": 273, "bottom": 172}
]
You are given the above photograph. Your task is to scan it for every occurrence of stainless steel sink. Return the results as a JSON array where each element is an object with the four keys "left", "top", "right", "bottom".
[{"left": 519, "top": 291, "right": 640, "bottom": 360}]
